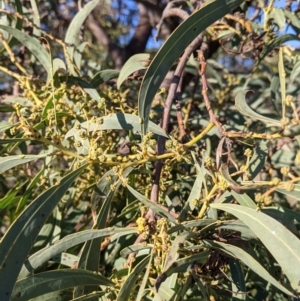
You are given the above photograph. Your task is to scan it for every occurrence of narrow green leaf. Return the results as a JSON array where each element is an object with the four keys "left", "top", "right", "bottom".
[
  {"left": 283, "top": 10, "right": 300, "bottom": 32},
  {"left": 51, "top": 252, "right": 79, "bottom": 267},
  {"left": 0, "top": 138, "right": 29, "bottom": 144},
  {"left": 178, "top": 168, "right": 205, "bottom": 222},
  {"left": 74, "top": 42, "right": 88, "bottom": 70},
  {"left": 16, "top": 168, "right": 45, "bottom": 213},
  {"left": 32, "top": 206, "right": 59, "bottom": 251},
  {"left": 60, "top": 76, "right": 100, "bottom": 102},
  {"left": 270, "top": 76, "right": 281, "bottom": 114},
  {"left": 108, "top": 200, "right": 140, "bottom": 226},
  {"left": 60, "top": 199, "right": 89, "bottom": 237},
  {"left": 217, "top": 29, "right": 232, "bottom": 39},
  {"left": 65, "top": 113, "right": 168, "bottom": 139},
  {"left": 191, "top": 271, "right": 209, "bottom": 300},
  {"left": 0, "top": 164, "right": 87, "bottom": 301},
  {"left": 290, "top": 60, "right": 300, "bottom": 83},
  {"left": 203, "top": 240, "right": 294, "bottom": 297},
  {"left": 154, "top": 285, "right": 175, "bottom": 301},
  {"left": 29, "top": 0, "right": 41, "bottom": 38},
  {"left": 265, "top": 206, "right": 300, "bottom": 224},
  {"left": 231, "top": 190, "right": 256, "bottom": 209},
  {"left": 70, "top": 291, "right": 106, "bottom": 301},
  {"left": 126, "top": 184, "right": 177, "bottom": 224},
  {"left": 29, "top": 290, "right": 72, "bottom": 301},
  {"left": 138, "top": 0, "right": 244, "bottom": 135},
  {"left": 120, "top": 244, "right": 152, "bottom": 258},
  {"left": 220, "top": 163, "right": 241, "bottom": 188},
  {"left": 215, "top": 190, "right": 232, "bottom": 204},
  {"left": 155, "top": 250, "right": 209, "bottom": 291},
  {"left": 65, "top": 0, "right": 100, "bottom": 73},
  {"left": 218, "top": 220, "right": 257, "bottom": 240},
  {"left": 0, "top": 104, "right": 15, "bottom": 112},
  {"left": 261, "top": 207, "right": 299, "bottom": 234},
  {"left": 168, "top": 219, "right": 216, "bottom": 234},
  {"left": 75, "top": 167, "right": 133, "bottom": 298},
  {"left": 136, "top": 251, "right": 153, "bottom": 301},
  {"left": 19, "top": 228, "right": 137, "bottom": 279},
  {"left": 11, "top": 269, "right": 113, "bottom": 301},
  {"left": 0, "top": 189, "right": 22, "bottom": 209},
  {"left": 278, "top": 48, "right": 286, "bottom": 122},
  {"left": 116, "top": 255, "right": 151, "bottom": 301},
  {"left": 257, "top": 34, "right": 300, "bottom": 63},
  {"left": 45, "top": 206, "right": 62, "bottom": 245},
  {"left": 276, "top": 185, "right": 300, "bottom": 201},
  {"left": 163, "top": 273, "right": 178, "bottom": 296},
  {"left": 53, "top": 58, "right": 67, "bottom": 75},
  {"left": 91, "top": 69, "right": 120, "bottom": 87},
  {"left": 0, "top": 25, "right": 51, "bottom": 79},
  {"left": 210, "top": 203, "right": 300, "bottom": 292},
  {"left": 117, "top": 53, "right": 150, "bottom": 89},
  {"left": 0, "top": 121, "right": 16, "bottom": 132},
  {"left": 2, "top": 96, "right": 32, "bottom": 106},
  {"left": 235, "top": 91, "right": 281, "bottom": 126},
  {"left": 269, "top": 8, "right": 285, "bottom": 30},
  {"left": 41, "top": 96, "right": 54, "bottom": 119},
  {"left": 163, "top": 232, "right": 194, "bottom": 272},
  {"left": 74, "top": 190, "right": 115, "bottom": 297},
  {"left": 271, "top": 149, "right": 295, "bottom": 166},
  {"left": 92, "top": 169, "right": 117, "bottom": 196},
  {"left": 249, "top": 140, "right": 268, "bottom": 178},
  {"left": 229, "top": 259, "right": 246, "bottom": 300},
  {"left": 0, "top": 153, "right": 48, "bottom": 174}
]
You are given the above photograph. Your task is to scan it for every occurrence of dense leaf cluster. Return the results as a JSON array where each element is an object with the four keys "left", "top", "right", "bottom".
[{"left": 0, "top": 0, "right": 300, "bottom": 300}]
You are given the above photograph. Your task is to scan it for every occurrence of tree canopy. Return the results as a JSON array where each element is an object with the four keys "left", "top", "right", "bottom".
[{"left": 1, "top": 0, "right": 300, "bottom": 300}]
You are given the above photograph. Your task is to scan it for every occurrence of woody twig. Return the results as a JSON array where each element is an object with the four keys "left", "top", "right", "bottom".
[
  {"left": 197, "top": 48, "right": 223, "bottom": 132},
  {"left": 147, "top": 34, "right": 204, "bottom": 223}
]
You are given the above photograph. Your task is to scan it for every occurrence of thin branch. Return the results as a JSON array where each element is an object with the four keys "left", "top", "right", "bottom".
[
  {"left": 197, "top": 48, "right": 222, "bottom": 131},
  {"left": 155, "top": 0, "right": 189, "bottom": 41},
  {"left": 147, "top": 34, "right": 204, "bottom": 221}
]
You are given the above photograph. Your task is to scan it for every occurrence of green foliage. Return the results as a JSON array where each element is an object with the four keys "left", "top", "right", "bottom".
[
  {"left": 138, "top": 0, "right": 244, "bottom": 135},
  {"left": 0, "top": 0, "right": 300, "bottom": 300}
]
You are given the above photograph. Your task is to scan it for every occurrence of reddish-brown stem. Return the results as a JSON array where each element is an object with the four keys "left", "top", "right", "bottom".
[
  {"left": 197, "top": 49, "right": 222, "bottom": 131},
  {"left": 147, "top": 34, "right": 204, "bottom": 220},
  {"left": 155, "top": 0, "right": 189, "bottom": 41}
]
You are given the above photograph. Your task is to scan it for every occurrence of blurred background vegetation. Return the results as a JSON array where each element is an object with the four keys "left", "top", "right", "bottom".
[{"left": 1, "top": 0, "right": 300, "bottom": 300}]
